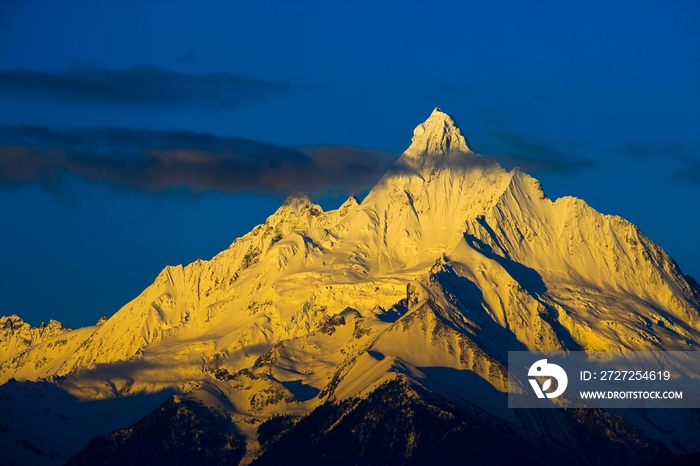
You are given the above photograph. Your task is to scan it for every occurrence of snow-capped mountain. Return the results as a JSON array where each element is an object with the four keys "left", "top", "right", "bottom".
[{"left": 2, "top": 108, "right": 700, "bottom": 465}]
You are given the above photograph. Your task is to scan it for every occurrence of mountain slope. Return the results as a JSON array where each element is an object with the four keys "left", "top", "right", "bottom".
[
  {"left": 251, "top": 378, "right": 668, "bottom": 466},
  {"left": 65, "top": 395, "right": 246, "bottom": 466},
  {"left": 2, "top": 108, "right": 700, "bottom": 464}
]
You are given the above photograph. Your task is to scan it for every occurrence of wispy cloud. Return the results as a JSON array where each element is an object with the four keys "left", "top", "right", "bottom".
[
  {"left": 472, "top": 106, "right": 521, "bottom": 130},
  {"left": 675, "top": 159, "right": 700, "bottom": 186},
  {"left": 609, "top": 141, "right": 700, "bottom": 186},
  {"left": 482, "top": 129, "right": 595, "bottom": 174},
  {"left": 435, "top": 83, "right": 477, "bottom": 98},
  {"left": 301, "top": 145, "right": 397, "bottom": 180},
  {"left": 0, "top": 63, "right": 296, "bottom": 108},
  {"left": 610, "top": 141, "right": 700, "bottom": 160},
  {"left": 0, "top": 146, "right": 65, "bottom": 184},
  {"left": 0, "top": 125, "right": 398, "bottom": 195}
]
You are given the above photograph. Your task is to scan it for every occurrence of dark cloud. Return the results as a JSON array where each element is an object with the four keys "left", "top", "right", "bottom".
[
  {"left": 0, "top": 146, "right": 65, "bottom": 185},
  {"left": 482, "top": 129, "right": 595, "bottom": 174},
  {"left": 0, "top": 125, "right": 398, "bottom": 195},
  {"left": 0, "top": 63, "right": 296, "bottom": 108},
  {"left": 301, "top": 145, "right": 398, "bottom": 181}
]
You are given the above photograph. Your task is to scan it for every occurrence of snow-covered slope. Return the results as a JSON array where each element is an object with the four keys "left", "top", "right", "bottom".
[{"left": 2, "top": 108, "right": 700, "bottom": 464}]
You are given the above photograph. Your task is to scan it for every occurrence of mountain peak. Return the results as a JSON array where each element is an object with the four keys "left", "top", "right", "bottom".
[
  {"left": 281, "top": 191, "right": 313, "bottom": 210},
  {"left": 407, "top": 107, "right": 470, "bottom": 156},
  {"left": 269, "top": 191, "right": 324, "bottom": 223}
]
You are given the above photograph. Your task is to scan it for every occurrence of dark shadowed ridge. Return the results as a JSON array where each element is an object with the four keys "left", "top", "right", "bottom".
[
  {"left": 252, "top": 379, "right": 667, "bottom": 466},
  {"left": 65, "top": 396, "right": 246, "bottom": 466}
]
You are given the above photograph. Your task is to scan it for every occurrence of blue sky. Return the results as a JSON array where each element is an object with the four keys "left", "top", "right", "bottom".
[{"left": 1, "top": 1, "right": 699, "bottom": 328}]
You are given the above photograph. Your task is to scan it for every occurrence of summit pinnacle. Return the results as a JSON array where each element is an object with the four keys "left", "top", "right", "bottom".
[{"left": 406, "top": 107, "right": 471, "bottom": 156}]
